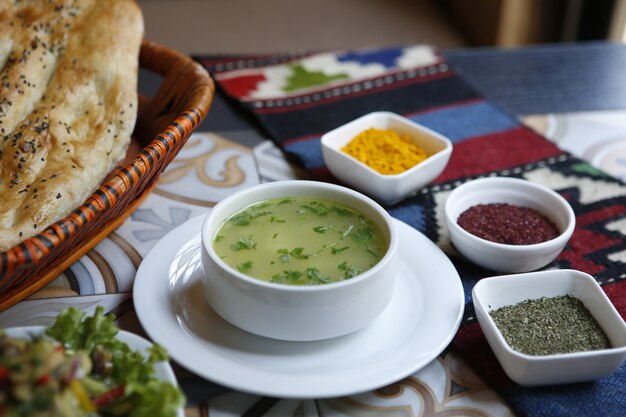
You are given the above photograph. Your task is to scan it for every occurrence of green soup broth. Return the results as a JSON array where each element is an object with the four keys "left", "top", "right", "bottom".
[{"left": 212, "top": 196, "right": 388, "bottom": 285}]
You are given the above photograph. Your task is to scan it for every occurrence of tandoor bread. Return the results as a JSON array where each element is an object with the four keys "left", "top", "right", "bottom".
[{"left": 0, "top": 0, "right": 144, "bottom": 251}]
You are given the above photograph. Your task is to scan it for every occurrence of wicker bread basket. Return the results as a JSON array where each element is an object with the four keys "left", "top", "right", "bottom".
[{"left": 0, "top": 41, "right": 215, "bottom": 310}]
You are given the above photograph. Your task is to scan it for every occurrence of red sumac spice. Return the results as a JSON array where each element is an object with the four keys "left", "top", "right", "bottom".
[{"left": 457, "top": 203, "right": 559, "bottom": 245}]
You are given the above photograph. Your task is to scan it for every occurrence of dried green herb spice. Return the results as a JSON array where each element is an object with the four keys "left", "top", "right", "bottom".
[{"left": 489, "top": 295, "right": 611, "bottom": 356}]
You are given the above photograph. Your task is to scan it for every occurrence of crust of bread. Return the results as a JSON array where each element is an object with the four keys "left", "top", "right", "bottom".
[{"left": 0, "top": 0, "right": 144, "bottom": 251}]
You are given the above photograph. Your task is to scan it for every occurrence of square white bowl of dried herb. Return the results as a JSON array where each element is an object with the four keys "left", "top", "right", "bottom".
[{"left": 473, "top": 269, "right": 626, "bottom": 386}]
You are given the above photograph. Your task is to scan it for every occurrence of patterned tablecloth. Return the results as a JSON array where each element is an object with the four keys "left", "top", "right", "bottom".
[{"left": 1, "top": 104, "right": 625, "bottom": 416}]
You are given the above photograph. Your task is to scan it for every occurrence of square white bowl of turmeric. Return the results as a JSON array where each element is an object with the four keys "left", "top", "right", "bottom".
[{"left": 321, "top": 112, "right": 452, "bottom": 205}]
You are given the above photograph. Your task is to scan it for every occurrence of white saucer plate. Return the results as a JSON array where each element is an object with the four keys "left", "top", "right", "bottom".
[
  {"left": 133, "top": 215, "right": 464, "bottom": 399},
  {"left": 4, "top": 326, "right": 184, "bottom": 417}
]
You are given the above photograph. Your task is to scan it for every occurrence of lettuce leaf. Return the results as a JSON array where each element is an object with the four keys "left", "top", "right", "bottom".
[
  {"left": 45, "top": 307, "right": 185, "bottom": 416},
  {"left": 45, "top": 306, "right": 118, "bottom": 354}
]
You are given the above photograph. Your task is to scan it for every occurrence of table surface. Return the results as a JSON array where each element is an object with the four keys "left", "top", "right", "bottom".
[{"left": 2, "top": 41, "right": 626, "bottom": 417}]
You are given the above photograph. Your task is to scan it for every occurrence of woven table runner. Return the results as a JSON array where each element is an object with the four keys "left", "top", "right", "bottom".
[{"left": 195, "top": 46, "right": 626, "bottom": 416}]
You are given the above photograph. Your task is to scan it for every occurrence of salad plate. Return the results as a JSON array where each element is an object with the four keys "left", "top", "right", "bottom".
[
  {"left": 133, "top": 214, "right": 464, "bottom": 399},
  {"left": 4, "top": 326, "right": 185, "bottom": 417}
]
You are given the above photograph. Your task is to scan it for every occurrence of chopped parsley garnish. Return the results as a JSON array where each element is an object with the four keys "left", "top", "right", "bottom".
[
  {"left": 277, "top": 247, "right": 309, "bottom": 263},
  {"left": 230, "top": 235, "right": 257, "bottom": 251},
  {"left": 332, "top": 206, "right": 354, "bottom": 217},
  {"left": 229, "top": 209, "right": 272, "bottom": 226},
  {"left": 331, "top": 246, "right": 349, "bottom": 255},
  {"left": 237, "top": 260, "right": 253, "bottom": 272},
  {"left": 253, "top": 211, "right": 272, "bottom": 219},
  {"left": 271, "top": 270, "right": 303, "bottom": 283},
  {"left": 214, "top": 235, "right": 225, "bottom": 242},
  {"left": 313, "top": 225, "right": 329, "bottom": 233},
  {"left": 351, "top": 227, "right": 375, "bottom": 244},
  {"left": 338, "top": 261, "right": 360, "bottom": 278},
  {"left": 270, "top": 268, "right": 329, "bottom": 285},
  {"left": 300, "top": 203, "right": 331, "bottom": 216},
  {"left": 229, "top": 211, "right": 253, "bottom": 226},
  {"left": 341, "top": 224, "right": 354, "bottom": 238},
  {"left": 305, "top": 267, "right": 330, "bottom": 284}
]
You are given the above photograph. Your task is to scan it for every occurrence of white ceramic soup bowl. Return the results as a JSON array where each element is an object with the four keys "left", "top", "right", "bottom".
[
  {"left": 321, "top": 111, "right": 452, "bottom": 205},
  {"left": 444, "top": 177, "right": 575, "bottom": 273},
  {"left": 473, "top": 269, "right": 626, "bottom": 386},
  {"left": 200, "top": 180, "right": 398, "bottom": 342}
]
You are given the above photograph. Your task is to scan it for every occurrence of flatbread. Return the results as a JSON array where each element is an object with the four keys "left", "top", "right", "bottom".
[{"left": 0, "top": 0, "right": 144, "bottom": 251}]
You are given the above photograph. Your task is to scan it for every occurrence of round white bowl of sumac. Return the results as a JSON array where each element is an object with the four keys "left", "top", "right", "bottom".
[{"left": 444, "top": 177, "right": 575, "bottom": 273}]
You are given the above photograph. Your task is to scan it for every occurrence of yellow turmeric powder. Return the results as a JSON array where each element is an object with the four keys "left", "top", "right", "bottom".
[{"left": 341, "top": 128, "right": 429, "bottom": 175}]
